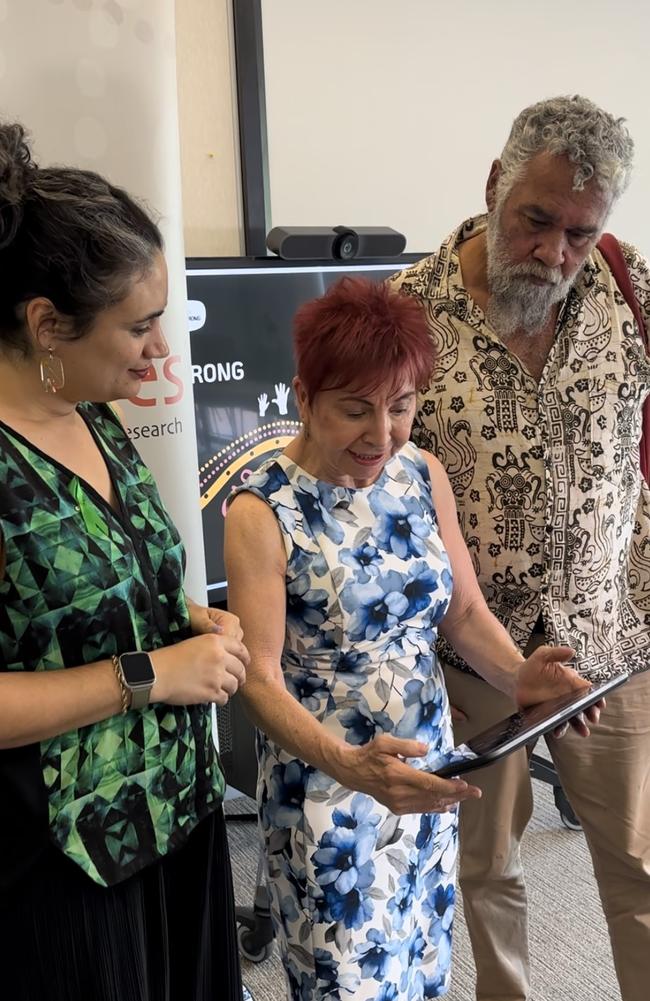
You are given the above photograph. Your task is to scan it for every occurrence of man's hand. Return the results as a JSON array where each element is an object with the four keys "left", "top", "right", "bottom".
[{"left": 515, "top": 645, "right": 601, "bottom": 736}]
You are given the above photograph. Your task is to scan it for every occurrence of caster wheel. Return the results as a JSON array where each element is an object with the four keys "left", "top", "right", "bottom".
[
  {"left": 555, "top": 787, "right": 582, "bottom": 831},
  {"left": 237, "top": 925, "right": 274, "bottom": 963},
  {"left": 560, "top": 808, "right": 582, "bottom": 832}
]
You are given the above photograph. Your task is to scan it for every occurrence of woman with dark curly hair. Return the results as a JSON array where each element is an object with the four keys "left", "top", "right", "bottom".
[{"left": 0, "top": 120, "right": 249, "bottom": 1001}]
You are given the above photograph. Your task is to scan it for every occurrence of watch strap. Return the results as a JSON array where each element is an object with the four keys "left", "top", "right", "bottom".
[
  {"left": 129, "top": 685, "right": 151, "bottom": 710},
  {"left": 111, "top": 655, "right": 131, "bottom": 714}
]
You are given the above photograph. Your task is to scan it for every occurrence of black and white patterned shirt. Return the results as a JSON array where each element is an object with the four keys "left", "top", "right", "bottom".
[{"left": 389, "top": 216, "right": 650, "bottom": 680}]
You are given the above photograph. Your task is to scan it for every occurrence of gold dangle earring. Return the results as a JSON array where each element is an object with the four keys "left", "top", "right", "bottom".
[{"left": 39, "top": 346, "right": 65, "bottom": 394}]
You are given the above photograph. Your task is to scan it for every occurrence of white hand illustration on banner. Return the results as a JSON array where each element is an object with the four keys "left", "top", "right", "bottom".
[
  {"left": 258, "top": 393, "right": 270, "bottom": 417},
  {"left": 272, "top": 382, "right": 290, "bottom": 415}
]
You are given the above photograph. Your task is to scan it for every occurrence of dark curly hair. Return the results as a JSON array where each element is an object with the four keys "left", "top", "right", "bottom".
[{"left": 0, "top": 121, "right": 163, "bottom": 355}]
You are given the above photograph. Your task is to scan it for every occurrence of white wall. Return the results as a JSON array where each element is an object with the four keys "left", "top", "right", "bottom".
[
  {"left": 176, "top": 0, "right": 243, "bottom": 257},
  {"left": 261, "top": 0, "right": 650, "bottom": 255}
]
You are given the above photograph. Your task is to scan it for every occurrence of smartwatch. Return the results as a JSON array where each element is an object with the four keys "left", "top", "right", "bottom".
[{"left": 115, "top": 651, "right": 156, "bottom": 709}]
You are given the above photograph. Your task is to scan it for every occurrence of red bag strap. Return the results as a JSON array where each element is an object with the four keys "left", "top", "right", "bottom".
[{"left": 597, "top": 233, "right": 647, "bottom": 344}]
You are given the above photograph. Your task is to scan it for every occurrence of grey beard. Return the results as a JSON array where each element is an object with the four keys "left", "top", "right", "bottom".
[{"left": 486, "top": 218, "right": 576, "bottom": 337}]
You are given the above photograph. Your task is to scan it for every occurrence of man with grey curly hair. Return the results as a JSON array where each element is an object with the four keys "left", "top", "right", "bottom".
[{"left": 388, "top": 94, "right": 650, "bottom": 1001}]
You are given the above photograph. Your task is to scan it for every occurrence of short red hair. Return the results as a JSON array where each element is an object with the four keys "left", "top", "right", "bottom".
[{"left": 293, "top": 276, "right": 435, "bottom": 402}]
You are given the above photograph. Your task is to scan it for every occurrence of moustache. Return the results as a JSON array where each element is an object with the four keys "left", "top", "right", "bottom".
[{"left": 507, "top": 262, "right": 563, "bottom": 285}]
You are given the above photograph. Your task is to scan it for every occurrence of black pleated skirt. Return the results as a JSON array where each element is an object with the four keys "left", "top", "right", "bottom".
[{"left": 0, "top": 808, "right": 243, "bottom": 1001}]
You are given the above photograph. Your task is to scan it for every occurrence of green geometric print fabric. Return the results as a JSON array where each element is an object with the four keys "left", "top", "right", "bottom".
[{"left": 0, "top": 403, "right": 224, "bottom": 886}]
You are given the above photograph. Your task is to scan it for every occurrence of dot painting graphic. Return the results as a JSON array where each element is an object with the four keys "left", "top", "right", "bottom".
[
  {"left": 200, "top": 420, "right": 302, "bottom": 515},
  {"left": 188, "top": 264, "right": 303, "bottom": 594}
]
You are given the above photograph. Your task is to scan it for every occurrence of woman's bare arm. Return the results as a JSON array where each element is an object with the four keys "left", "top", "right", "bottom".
[
  {"left": 224, "top": 492, "right": 353, "bottom": 772},
  {"left": 0, "top": 661, "right": 123, "bottom": 748},
  {"left": 423, "top": 451, "right": 589, "bottom": 711}
]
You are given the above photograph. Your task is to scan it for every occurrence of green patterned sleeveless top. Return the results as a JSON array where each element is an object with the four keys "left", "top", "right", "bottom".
[{"left": 0, "top": 403, "right": 225, "bottom": 888}]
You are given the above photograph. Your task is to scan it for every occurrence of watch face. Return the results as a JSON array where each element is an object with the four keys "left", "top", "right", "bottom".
[{"left": 120, "top": 652, "right": 155, "bottom": 686}]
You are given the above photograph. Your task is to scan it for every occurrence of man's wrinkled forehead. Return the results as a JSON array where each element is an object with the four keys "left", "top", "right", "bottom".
[{"left": 499, "top": 152, "right": 612, "bottom": 228}]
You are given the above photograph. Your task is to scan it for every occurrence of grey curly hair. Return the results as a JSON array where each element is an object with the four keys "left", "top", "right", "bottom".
[{"left": 496, "top": 95, "right": 634, "bottom": 205}]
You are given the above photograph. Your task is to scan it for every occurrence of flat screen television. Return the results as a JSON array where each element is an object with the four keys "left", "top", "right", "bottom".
[{"left": 186, "top": 254, "right": 424, "bottom": 599}]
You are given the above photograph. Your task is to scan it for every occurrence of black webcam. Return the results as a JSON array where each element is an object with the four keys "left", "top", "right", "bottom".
[
  {"left": 331, "top": 226, "right": 359, "bottom": 260},
  {"left": 266, "top": 226, "right": 406, "bottom": 261}
]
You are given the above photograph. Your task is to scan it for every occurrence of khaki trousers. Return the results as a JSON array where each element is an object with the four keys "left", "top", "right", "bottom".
[{"left": 443, "top": 662, "right": 650, "bottom": 1001}]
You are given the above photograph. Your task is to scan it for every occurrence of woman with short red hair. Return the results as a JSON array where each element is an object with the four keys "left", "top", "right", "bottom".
[{"left": 225, "top": 277, "right": 587, "bottom": 1000}]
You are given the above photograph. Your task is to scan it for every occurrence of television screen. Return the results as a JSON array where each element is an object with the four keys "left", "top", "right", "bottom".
[{"left": 186, "top": 255, "right": 423, "bottom": 597}]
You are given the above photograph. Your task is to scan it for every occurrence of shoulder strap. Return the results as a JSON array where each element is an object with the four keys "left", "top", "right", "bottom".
[
  {"left": 597, "top": 233, "right": 647, "bottom": 342},
  {"left": 597, "top": 232, "right": 650, "bottom": 483}
]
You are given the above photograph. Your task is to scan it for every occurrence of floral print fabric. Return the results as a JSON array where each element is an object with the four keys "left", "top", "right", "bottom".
[{"left": 237, "top": 442, "right": 458, "bottom": 1000}]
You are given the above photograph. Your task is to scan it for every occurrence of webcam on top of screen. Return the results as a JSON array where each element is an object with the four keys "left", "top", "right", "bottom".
[{"left": 266, "top": 225, "right": 406, "bottom": 261}]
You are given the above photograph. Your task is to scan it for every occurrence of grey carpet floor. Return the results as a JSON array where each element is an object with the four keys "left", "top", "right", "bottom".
[{"left": 226, "top": 770, "right": 620, "bottom": 1001}]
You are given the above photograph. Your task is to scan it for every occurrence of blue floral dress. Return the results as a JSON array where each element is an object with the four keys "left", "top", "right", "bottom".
[{"left": 238, "top": 442, "right": 458, "bottom": 1000}]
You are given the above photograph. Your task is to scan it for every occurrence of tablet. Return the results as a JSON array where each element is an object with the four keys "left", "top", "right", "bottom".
[{"left": 433, "top": 671, "right": 630, "bottom": 779}]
